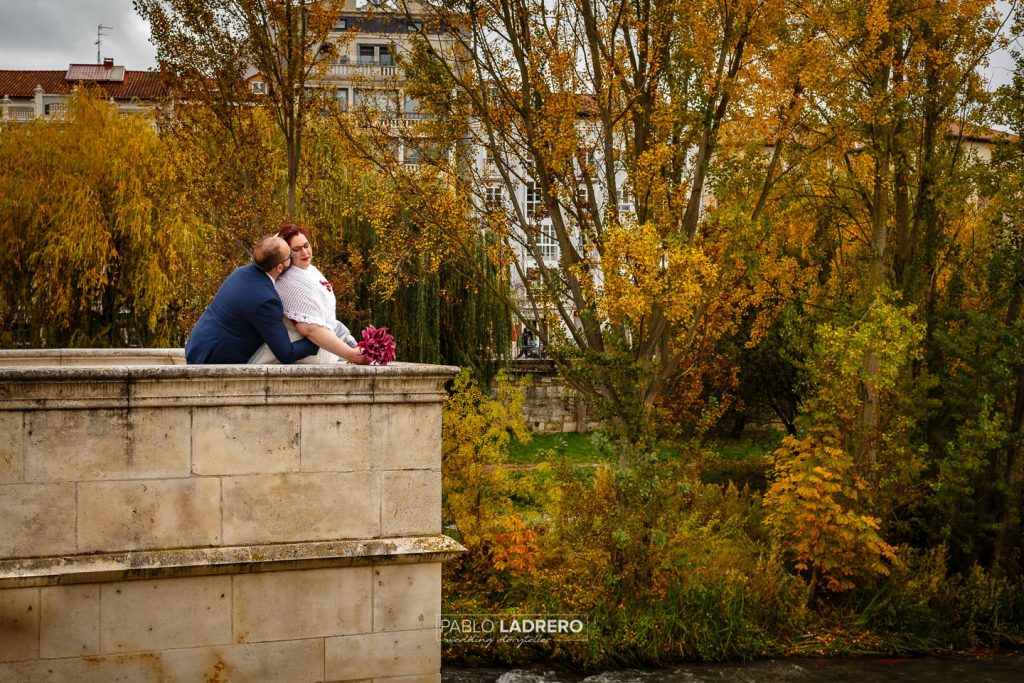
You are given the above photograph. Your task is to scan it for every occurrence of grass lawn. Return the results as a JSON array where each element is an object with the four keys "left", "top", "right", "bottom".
[
  {"left": 506, "top": 431, "right": 606, "bottom": 465},
  {"left": 506, "top": 429, "right": 784, "bottom": 492}
]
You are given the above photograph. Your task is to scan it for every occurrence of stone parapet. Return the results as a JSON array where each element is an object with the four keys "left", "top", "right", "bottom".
[
  {"left": 508, "top": 359, "right": 600, "bottom": 433},
  {"left": 0, "top": 351, "right": 460, "bottom": 682}
]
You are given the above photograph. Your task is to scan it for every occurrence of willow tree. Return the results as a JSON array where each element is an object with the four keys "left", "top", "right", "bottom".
[
  {"left": 135, "top": 0, "right": 344, "bottom": 216},
  {"left": 0, "top": 90, "right": 203, "bottom": 347}
]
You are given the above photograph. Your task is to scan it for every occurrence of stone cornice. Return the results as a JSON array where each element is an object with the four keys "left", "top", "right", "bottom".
[
  {"left": 0, "top": 536, "right": 466, "bottom": 588},
  {"left": 0, "top": 360, "right": 460, "bottom": 409}
]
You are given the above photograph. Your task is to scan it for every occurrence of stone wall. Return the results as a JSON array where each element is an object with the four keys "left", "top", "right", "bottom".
[
  {"left": 0, "top": 351, "right": 461, "bottom": 682},
  {"left": 507, "top": 360, "right": 598, "bottom": 434}
]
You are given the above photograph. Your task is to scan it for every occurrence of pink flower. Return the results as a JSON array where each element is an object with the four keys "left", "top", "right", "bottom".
[{"left": 358, "top": 325, "right": 396, "bottom": 366}]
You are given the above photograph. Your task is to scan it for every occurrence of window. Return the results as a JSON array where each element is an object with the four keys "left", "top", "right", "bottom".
[
  {"left": 404, "top": 95, "right": 425, "bottom": 119},
  {"left": 358, "top": 44, "right": 376, "bottom": 64},
  {"left": 408, "top": 19, "right": 423, "bottom": 32},
  {"left": 357, "top": 44, "right": 392, "bottom": 66},
  {"left": 484, "top": 185, "right": 504, "bottom": 209},
  {"left": 335, "top": 17, "right": 348, "bottom": 30},
  {"left": 353, "top": 89, "right": 398, "bottom": 114},
  {"left": 251, "top": 81, "right": 267, "bottom": 95},
  {"left": 525, "top": 181, "right": 543, "bottom": 219},
  {"left": 618, "top": 187, "right": 633, "bottom": 216},
  {"left": 334, "top": 87, "right": 349, "bottom": 110},
  {"left": 404, "top": 145, "right": 423, "bottom": 165},
  {"left": 404, "top": 139, "right": 442, "bottom": 165},
  {"left": 538, "top": 224, "right": 559, "bottom": 262}
]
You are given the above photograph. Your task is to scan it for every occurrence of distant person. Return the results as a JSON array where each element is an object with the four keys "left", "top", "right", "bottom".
[
  {"left": 248, "top": 223, "right": 367, "bottom": 364},
  {"left": 519, "top": 328, "right": 539, "bottom": 358},
  {"left": 185, "top": 236, "right": 320, "bottom": 364}
]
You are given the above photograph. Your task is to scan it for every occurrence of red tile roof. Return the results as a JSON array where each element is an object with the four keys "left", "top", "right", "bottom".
[{"left": 0, "top": 69, "right": 166, "bottom": 101}]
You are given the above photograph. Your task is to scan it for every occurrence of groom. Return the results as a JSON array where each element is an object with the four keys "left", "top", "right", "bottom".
[{"left": 185, "top": 236, "right": 319, "bottom": 364}]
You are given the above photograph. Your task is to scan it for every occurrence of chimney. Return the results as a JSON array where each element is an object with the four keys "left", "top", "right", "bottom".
[{"left": 103, "top": 58, "right": 114, "bottom": 69}]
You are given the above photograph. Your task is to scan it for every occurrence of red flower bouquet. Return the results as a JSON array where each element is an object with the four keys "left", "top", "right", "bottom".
[{"left": 358, "top": 325, "right": 396, "bottom": 366}]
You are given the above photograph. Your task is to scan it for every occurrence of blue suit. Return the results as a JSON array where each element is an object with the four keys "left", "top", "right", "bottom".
[{"left": 185, "top": 264, "right": 319, "bottom": 364}]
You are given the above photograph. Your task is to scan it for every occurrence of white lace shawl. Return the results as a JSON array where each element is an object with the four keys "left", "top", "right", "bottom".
[{"left": 275, "top": 264, "right": 337, "bottom": 330}]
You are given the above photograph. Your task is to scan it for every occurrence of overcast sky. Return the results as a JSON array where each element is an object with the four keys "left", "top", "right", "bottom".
[
  {"left": 0, "top": 0, "right": 1018, "bottom": 87},
  {"left": 0, "top": 0, "right": 157, "bottom": 71}
]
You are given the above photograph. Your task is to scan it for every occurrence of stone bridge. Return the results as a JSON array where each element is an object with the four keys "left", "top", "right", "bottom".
[{"left": 0, "top": 349, "right": 461, "bottom": 682}]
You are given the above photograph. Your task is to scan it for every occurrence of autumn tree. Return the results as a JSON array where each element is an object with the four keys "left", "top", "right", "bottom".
[
  {"left": 348, "top": 0, "right": 829, "bottom": 447},
  {"left": 0, "top": 90, "right": 204, "bottom": 347},
  {"left": 135, "top": 0, "right": 344, "bottom": 216}
]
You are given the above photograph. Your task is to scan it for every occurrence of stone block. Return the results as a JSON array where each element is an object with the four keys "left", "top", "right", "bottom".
[
  {"left": 126, "top": 408, "right": 191, "bottom": 477},
  {"left": 233, "top": 566, "right": 371, "bottom": 643},
  {"left": 161, "top": 639, "right": 325, "bottom": 683},
  {"left": 0, "top": 653, "right": 161, "bottom": 682},
  {"left": 325, "top": 628, "right": 439, "bottom": 680},
  {"left": 0, "top": 588, "right": 38, "bottom": 663},
  {"left": 300, "top": 404, "right": 372, "bottom": 472},
  {"left": 192, "top": 405, "right": 300, "bottom": 475},
  {"left": 222, "top": 472, "right": 377, "bottom": 545},
  {"left": 0, "top": 483, "right": 76, "bottom": 557},
  {"left": 381, "top": 470, "right": 441, "bottom": 536},
  {"left": 77, "top": 478, "right": 221, "bottom": 553},
  {"left": 372, "top": 563, "right": 440, "bottom": 632},
  {"left": 0, "top": 412, "right": 23, "bottom": 484},
  {"left": 39, "top": 584, "right": 100, "bottom": 658},
  {"left": 100, "top": 576, "right": 231, "bottom": 653},
  {"left": 25, "top": 410, "right": 126, "bottom": 482},
  {"left": 371, "top": 404, "right": 440, "bottom": 471}
]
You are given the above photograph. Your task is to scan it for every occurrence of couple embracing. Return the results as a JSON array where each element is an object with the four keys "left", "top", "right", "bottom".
[{"left": 185, "top": 224, "right": 368, "bottom": 366}]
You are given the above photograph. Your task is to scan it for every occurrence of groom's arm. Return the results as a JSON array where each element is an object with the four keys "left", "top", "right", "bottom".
[{"left": 253, "top": 298, "right": 318, "bottom": 363}]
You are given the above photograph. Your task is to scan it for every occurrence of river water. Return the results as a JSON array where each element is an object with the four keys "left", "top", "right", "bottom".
[{"left": 443, "top": 650, "right": 1024, "bottom": 682}]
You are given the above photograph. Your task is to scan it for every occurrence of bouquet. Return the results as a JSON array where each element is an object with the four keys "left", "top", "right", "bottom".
[{"left": 358, "top": 325, "right": 396, "bottom": 366}]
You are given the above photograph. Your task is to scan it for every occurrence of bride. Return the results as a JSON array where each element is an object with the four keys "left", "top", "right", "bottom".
[{"left": 248, "top": 223, "right": 368, "bottom": 365}]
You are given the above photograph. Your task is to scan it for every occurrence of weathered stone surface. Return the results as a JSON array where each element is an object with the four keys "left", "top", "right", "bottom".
[
  {"left": 77, "top": 479, "right": 221, "bottom": 553},
  {"left": 0, "top": 483, "right": 76, "bottom": 557},
  {"left": 0, "top": 587, "right": 37, "bottom": 662},
  {"left": 161, "top": 639, "right": 325, "bottom": 683},
  {"left": 39, "top": 584, "right": 100, "bottom": 658},
  {"left": 233, "top": 566, "right": 372, "bottom": 642},
  {"left": 24, "top": 408, "right": 190, "bottom": 482},
  {"left": 25, "top": 410, "right": 126, "bottom": 482},
  {"left": 0, "top": 653, "right": 162, "bottom": 682},
  {"left": 100, "top": 576, "right": 231, "bottom": 653},
  {"left": 222, "top": 472, "right": 377, "bottom": 544},
  {"left": 0, "top": 536, "right": 465, "bottom": 589},
  {"left": 371, "top": 404, "right": 440, "bottom": 471},
  {"left": 372, "top": 675, "right": 442, "bottom": 683},
  {"left": 0, "top": 412, "right": 23, "bottom": 484},
  {"left": 127, "top": 408, "right": 192, "bottom": 478},
  {"left": 381, "top": 470, "right": 441, "bottom": 537},
  {"left": 192, "top": 405, "right": 301, "bottom": 475},
  {"left": 300, "top": 404, "right": 372, "bottom": 472},
  {"left": 325, "top": 629, "right": 439, "bottom": 680},
  {"left": 373, "top": 563, "right": 440, "bottom": 633}
]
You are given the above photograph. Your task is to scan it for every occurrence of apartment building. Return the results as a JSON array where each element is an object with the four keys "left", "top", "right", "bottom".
[{"left": 0, "top": 58, "right": 165, "bottom": 123}]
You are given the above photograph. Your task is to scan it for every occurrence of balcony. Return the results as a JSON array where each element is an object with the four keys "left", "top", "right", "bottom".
[{"left": 329, "top": 62, "right": 401, "bottom": 79}]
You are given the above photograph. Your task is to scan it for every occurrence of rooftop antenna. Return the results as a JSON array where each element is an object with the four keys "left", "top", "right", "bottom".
[{"left": 96, "top": 24, "right": 112, "bottom": 64}]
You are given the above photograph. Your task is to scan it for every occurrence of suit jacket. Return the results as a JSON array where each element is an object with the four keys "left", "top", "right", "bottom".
[{"left": 185, "top": 264, "right": 319, "bottom": 364}]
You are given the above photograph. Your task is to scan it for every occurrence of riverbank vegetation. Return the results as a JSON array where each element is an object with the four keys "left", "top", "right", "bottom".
[{"left": 441, "top": 372, "right": 1024, "bottom": 668}]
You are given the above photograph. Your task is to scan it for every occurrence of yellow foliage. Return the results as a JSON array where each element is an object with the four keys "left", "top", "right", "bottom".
[
  {"left": 764, "top": 434, "right": 899, "bottom": 593},
  {"left": 0, "top": 89, "right": 204, "bottom": 346}
]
